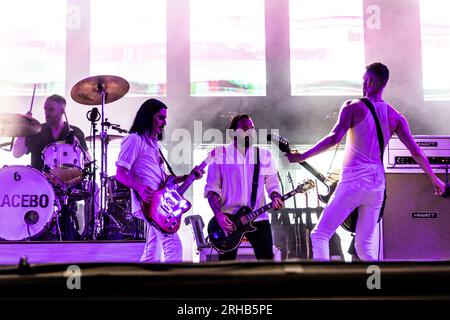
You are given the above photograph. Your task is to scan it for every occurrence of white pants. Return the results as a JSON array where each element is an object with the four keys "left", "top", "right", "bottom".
[
  {"left": 140, "top": 222, "right": 183, "bottom": 263},
  {"left": 311, "top": 171, "right": 385, "bottom": 261}
]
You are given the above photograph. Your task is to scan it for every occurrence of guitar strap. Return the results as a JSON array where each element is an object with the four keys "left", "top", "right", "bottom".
[
  {"left": 159, "top": 148, "right": 177, "bottom": 177},
  {"left": 360, "top": 98, "right": 388, "bottom": 222},
  {"left": 250, "top": 147, "right": 260, "bottom": 210}
]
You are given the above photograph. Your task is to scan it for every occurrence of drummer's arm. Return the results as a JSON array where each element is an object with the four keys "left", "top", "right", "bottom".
[
  {"left": 12, "top": 137, "right": 28, "bottom": 158},
  {"left": 83, "top": 148, "right": 92, "bottom": 162}
]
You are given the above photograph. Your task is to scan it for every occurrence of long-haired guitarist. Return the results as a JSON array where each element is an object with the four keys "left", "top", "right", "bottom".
[
  {"left": 205, "top": 114, "right": 284, "bottom": 260},
  {"left": 286, "top": 63, "right": 446, "bottom": 261},
  {"left": 115, "top": 99, "right": 204, "bottom": 263}
]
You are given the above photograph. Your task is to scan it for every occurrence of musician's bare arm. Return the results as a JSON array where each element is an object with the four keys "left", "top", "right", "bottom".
[
  {"left": 207, "top": 191, "right": 223, "bottom": 214},
  {"left": 287, "top": 100, "right": 354, "bottom": 163},
  {"left": 12, "top": 137, "right": 28, "bottom": 158},
  {"left": 207, "top": 191, "right": 233, "bottom": 231},
  {"left": 394, "top": 112, "right": 446, "bottom": 195},
  {"left": 116, "top": 166, "right": 154, "bottom": 202}
]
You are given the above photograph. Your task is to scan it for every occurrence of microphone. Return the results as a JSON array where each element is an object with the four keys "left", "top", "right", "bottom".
[
  {"left": 86, "top": 107, "right": 100, "bottom": 122},
  {"left": 111, "top": 125, "right": 128, "bottom": 134}
]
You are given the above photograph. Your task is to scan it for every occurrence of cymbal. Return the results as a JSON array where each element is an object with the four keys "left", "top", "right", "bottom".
[
  {"left": 71, "top": 75, "right": 130, "bottom": 106},
  {"left": 0, "top": 113, "right": 41, "bottom": 137},
  {"left": 85, "top": 134, "right": 124, "bottom": 144}
]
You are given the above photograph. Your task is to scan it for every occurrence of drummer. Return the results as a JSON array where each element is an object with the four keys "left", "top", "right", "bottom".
[
  {"left": 12, "top": 94, "right": 96, "bottom": 240},
  {"left": 12, "top": 94, "right": 90, "bottom": 168}
]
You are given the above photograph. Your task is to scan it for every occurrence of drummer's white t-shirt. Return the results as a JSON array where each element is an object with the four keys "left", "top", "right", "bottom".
[{"left": 115, "top": 133, "right": 167, "bottom": 220}]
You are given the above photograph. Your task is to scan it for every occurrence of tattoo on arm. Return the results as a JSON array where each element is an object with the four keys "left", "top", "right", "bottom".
[{"left": 207, "top": 191, "right": 221, "bottom": 214}]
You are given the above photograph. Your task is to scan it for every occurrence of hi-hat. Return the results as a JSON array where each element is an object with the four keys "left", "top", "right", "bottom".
[
  {"left": 85, "top": 134, "right": 124, "bottom": 144},
  {"left": 71, "top": 75, "right": 130, "bottom": 106},
  {"left": 0, "top": 113, "right": 41, "bottom": 137}
]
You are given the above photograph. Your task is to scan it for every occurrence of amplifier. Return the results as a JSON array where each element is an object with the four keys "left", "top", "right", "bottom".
[{"left": 385, "top": 135, "right": 450, "bottom": 173}]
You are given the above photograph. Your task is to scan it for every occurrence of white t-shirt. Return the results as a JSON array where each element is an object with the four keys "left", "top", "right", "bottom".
[
  {"left": 204, "top": 144, "right": 281, "bottom": 222},
  {"left": 115, "top": 133, "right": 167, "bottom": 219}
]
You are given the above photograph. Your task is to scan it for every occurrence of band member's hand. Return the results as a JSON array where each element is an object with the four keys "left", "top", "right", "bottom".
[
  {"left": 270, "top": 192, "right": 285, "bottom": 210},
  {"left": 431, "top": 175, "right": 446, "bottom": 196},
  {"left": 191, "top": 165, "right": 205, "bottom": 180},
  {"left": 73, "top": 135, "right": 80, "bottom": 145},
  {"left": 286, "top": 150, "right": 306, "bottom": 163},
  {"left": 215, "top": 211, "right": 234, "bottom": 234},
  {"left": 137, "top": 184, "right": 155, "bottom": 203}
]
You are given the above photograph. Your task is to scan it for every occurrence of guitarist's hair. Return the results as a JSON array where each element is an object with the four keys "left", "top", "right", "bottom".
[{"left": 129, "top": 98, "right": 167, "bottom": 140}]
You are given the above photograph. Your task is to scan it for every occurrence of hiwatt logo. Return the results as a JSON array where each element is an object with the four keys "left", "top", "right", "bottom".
[
  {"left": 411, "top": 212, "right": 438, "bottom": 219},
  {"left": 416, "top": 142, "right": 438, "bottom": 148}
]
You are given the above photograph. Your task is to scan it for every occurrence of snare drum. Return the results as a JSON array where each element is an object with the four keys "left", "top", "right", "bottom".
[
  {"left": 42, "top": 142, "right": 85, "bottom": 187},
  {"left": 0, "top": 166, "right": 60, "bottom": 240}
]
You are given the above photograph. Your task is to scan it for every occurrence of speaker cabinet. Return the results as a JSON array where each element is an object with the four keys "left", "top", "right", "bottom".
[{"left": 383, "top": 173, "right": 450, "bottom": 260}]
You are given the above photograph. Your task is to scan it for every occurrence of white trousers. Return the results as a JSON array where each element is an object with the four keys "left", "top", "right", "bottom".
[
  {"left": 140, "top": 222, "right": 183, "bottom": 263},
  {"left": 311, "top": 171, "right": 385, "bottom": 261}
]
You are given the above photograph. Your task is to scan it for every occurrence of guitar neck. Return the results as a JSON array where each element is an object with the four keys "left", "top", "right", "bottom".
[
  {"left": 298, "top": 161, "right": 327, "bottom": 184},
  {"left": 177, "top": 160, "right": 208, "bottom": 195},
  {"left": 241, "top": 188, "right": 300, "bottom": 225}
]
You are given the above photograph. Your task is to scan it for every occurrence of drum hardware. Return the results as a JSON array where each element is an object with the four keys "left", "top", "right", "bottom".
[
  {"left": 104, "top": 175, "right": 144, "bottom": 240},
  {"left": 0, "top": 139, "right": 14, "bottom": 151},
  {"left": 71, "top": 75, "right": 130, "bottom": 240}
]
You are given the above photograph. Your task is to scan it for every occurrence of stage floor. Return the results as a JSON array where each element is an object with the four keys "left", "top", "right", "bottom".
[{"left": 0, "top": 240, "right": 146, "bottom": 265}]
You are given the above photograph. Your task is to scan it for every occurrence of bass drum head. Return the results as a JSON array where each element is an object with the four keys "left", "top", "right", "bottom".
[{"left": 0, "top": 166, "right": 58, "bottom": 240}]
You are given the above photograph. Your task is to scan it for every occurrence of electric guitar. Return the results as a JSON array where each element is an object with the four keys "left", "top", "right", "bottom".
[
  {"left": 139, "top": 150, "right": 215, "bottom": 234},
  {"left": 268, "top": 133, "right": 356, "bottom": 232},
  {"left": 207, "top": 179, "right": 315, "bottom": 253}
]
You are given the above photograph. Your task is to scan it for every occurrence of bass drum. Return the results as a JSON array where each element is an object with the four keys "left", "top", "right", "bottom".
[{"left": 0, "top": 166, "right": 59, "bottom": 240}]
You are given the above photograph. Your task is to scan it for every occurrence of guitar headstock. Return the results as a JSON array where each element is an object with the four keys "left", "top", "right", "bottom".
[
  {"left": 295, "top": 179, "right": 315, "bottom": 194},
  {"left": 267, "top": 133, "right": 290, "bottom": 153},
  {"left": 287, "top": 171, "right": 293, "bottom": 185},
  {"left": 203, "top": 146, "right": 224, "bottom": 165}
]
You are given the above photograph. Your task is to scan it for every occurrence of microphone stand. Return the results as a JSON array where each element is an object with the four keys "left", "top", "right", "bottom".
[
  {"left": 87, "top": 107, "right": 99, "bottom": 240},
  {"left": 97, "top": 84, "right": 109, "bottom": 240}
]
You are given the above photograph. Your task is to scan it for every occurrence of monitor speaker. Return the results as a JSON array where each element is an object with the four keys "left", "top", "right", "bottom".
[{"left": 383, "top": 173, "right": 450, "bottom": 260}]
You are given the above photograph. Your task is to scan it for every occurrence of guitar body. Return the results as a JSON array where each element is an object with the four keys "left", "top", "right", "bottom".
[
  {"left": 317, "top": 180, "right": 338, "bottom": 204},
  {"left": 141, "top": 176, "right": 192, "bottom": 234},
  {"left": 207, "top": 206, "right": 257, "bottom": 253}
]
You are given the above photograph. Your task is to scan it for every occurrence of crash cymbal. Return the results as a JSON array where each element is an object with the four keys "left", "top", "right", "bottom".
[
  {"left": 71, "top": 75, "right": 130, "bottom": 106},
  {"left": 85, "top": 134, "right": 124, "bottom": 144},
  {"left": 0, "top": 113, "right": 41, "bottom": 137}
]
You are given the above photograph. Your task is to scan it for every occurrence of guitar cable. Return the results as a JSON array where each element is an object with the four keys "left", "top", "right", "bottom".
[{"left": 378, "top": 219, "right": 382, "bottom": 261}]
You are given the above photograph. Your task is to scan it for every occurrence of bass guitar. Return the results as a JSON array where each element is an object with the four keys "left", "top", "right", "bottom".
[
  {"left": 139, "top": 149, "right": 215, "bottom": 234},
  {"left": 268, "top": 133, "right": 356, "bottom": 232},
  {"left": 207, "top": 179, "right": 315, "bottom": 253}
]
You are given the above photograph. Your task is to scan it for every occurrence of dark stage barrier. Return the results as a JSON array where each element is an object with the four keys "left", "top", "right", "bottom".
[{"left": 1, "top": 260, "right": 449, "bottom": 300}]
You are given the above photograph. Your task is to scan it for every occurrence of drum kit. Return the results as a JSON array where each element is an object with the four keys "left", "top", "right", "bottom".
[{"left": 0, "top": 75, "right": 144, "bottom": 241}]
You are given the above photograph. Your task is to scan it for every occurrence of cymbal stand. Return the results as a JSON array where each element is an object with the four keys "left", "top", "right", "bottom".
[{"left": 92, "top": 83, "right": 109, "bottom": 239}]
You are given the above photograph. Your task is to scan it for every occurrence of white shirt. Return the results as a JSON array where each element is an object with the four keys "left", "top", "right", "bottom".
[
  {"left": 204, "top": 143, "right": 281, "bottom": 221},
  {"left": 115, "top": 133, "right": 167, "bottom": 219}
]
